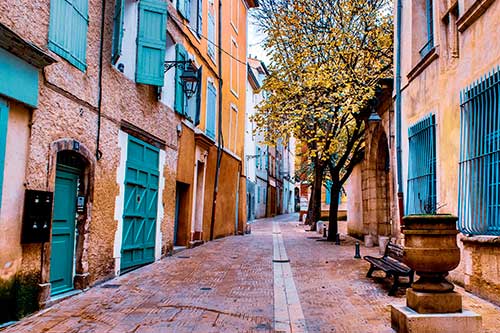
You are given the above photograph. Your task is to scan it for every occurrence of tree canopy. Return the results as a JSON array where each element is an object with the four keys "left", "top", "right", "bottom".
[{"left": 252, "top": 0, "right": 393, "bottom": 235}]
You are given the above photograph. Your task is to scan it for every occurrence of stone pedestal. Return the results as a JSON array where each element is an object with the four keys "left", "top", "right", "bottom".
[
  {"left": 406, "top": 289, "right": 462, "bottom": 314},
  {"left": 391, "top": 305, "right": 481, "bottom": 333}
]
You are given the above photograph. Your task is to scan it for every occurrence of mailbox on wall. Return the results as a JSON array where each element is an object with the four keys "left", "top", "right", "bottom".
[{"left": 21, "top": 190, "right": 53, "bottom": 244}]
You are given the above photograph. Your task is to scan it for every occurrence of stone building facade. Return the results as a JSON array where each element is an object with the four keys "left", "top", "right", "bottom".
[
  {"left": 0, "top": 0, "right": 257, "bottom": 323},
  {"left": 395, "top": 0, "right": 500, "bottom": 305},
  {"left": 345, "top": 81, "right": 399, "bottom": 244}
]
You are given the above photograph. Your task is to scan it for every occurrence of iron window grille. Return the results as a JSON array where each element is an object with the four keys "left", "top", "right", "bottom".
[
  {"left": 458, "top": 66, "right": 500, "bottom": 236},
  {"left": 407, "top": 114, "right": 437, "bottom": 214}
]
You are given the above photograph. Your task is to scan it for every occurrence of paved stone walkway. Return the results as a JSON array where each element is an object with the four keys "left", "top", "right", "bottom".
[{"left": 3, "top": 214, "right": 500, "bottom": 332}]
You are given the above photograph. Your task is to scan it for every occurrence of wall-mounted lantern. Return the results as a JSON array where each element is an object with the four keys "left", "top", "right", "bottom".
[{"left": 164, "top": 59, "right": 199, "bottom": 99}]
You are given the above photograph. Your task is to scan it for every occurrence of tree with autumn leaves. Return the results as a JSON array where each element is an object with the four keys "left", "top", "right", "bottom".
[{"left": 252, "top": 0, "right": 393, "bottom": 240}]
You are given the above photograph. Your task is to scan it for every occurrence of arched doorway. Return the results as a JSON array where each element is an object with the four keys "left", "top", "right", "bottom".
[
  {"left": 40, "top": 139, "right": 95, "bottom": 301},
  {"left": 363, "top": 126, "right": 391, "bottom": 243},
  {"left": 49, "top": 151, "right": 87, "bottom": 295}
]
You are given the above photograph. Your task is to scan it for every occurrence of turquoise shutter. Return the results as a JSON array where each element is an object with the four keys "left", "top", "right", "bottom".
[
  {"left": 177, "top": 0, "right": 190, "bottom": 20},
  {"left": 136, "top": 0, "right": 167, "bottom": 86},
  {"left": 112, "top": 0, "right": 125, "bottom": 64},
  {"left": 207, "top": 12, "right": 215, "bottom": 58},
  {"left": 0, "top": 99, "right": 8, "bottom": 206},
  {"left": 174, "top": 44, "right": 187, "bottom": 115},
  {"left": 48, "top": 0, "right": 88, "bottom": 71},
  {"left": 197, "top": 0, "right": 202, "bottom": 35},
  {"left": 194, "top": 66, "right": 202, "bottom": 126},
  {"left": 206, "top": 82, "right": 217, "bottom": 139}
]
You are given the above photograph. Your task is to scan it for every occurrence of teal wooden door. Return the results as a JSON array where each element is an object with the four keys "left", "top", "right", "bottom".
[
  {"left": 121, "top": 136, "right": 160, "bottom": 271},
  {"left": 50, "top": 166, "right": 79, "bottom": 295}
]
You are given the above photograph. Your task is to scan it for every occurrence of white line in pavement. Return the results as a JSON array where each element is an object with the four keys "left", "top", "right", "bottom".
[{"left": 273, "top": 223, "right": 308, "bottom": 333}]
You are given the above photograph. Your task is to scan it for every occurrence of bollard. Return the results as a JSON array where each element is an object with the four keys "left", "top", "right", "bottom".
[
  {"left": 354, "top": 241, "right": 361, "bottom": 259},
  {"left": 323, "top": 226, "right": 328, "bottom": 238},
  {"left": 335, "top": 233, "right": 340, "bottom": 245}
]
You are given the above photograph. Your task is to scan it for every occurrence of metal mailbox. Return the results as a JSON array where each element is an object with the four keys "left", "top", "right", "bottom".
[{"left": 21, "top": 190, "right": 53, "bottom": 244}]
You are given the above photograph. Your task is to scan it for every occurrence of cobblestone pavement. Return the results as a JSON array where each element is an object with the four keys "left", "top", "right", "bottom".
[{"left": 3, "top": 214, "right": 500, "bottom": 332}]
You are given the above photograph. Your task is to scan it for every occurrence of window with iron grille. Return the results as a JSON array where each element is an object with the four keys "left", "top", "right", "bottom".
[
  {"left": 406, "top": 114, "right": 437, "bottom": 214},
  {"left": 458, "top": 67, "right": 500, "bottom": 235}
]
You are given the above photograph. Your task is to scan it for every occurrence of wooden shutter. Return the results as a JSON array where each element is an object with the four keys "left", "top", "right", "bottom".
[
  {"left": 207, "top": 12, "right": 215, "bottom": 58},
  {"left": 136, "top": 0, "right": 167, "bottom": 86},
  {"left": 48, "top": 0, "right": 88, "bottom": 71},
  {"left": 174, "top": 44, "right": 187, "bottom": 115},
  {"left": 194, "top": 66, "right": 203, "bottom": 126},
  {"left": 177, "top": 0, "right": 190, "bottom": 20},
  {"left": 112, "top": 0, "right": 125, "bottom": 64},
  {"left": 206, "top": 82, "right": 217, "bottom": 139},
  {"left": 0, "top": 99, "right": 9, "bottom": 206}
]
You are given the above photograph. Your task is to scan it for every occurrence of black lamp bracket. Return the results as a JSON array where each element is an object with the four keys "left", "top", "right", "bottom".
[{"left": 164, "top": 60, "right": 194, "bottom": 73}]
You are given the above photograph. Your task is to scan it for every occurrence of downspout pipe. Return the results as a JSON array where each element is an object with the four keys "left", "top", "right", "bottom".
[
  {"left": 395, "top": 0, "right": 404, "bottom": 222},
  {"left": 96, "top": 0, "right": 106, "bottom": 161},
  {"left": 210, "top": 0, "right": 224, "bottom": 241}
]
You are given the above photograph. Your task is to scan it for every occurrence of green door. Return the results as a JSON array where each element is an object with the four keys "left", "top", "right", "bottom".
[
  {"left": 50, "top": 165, "right": 79, "bottom": 295},
  {"left": 121, "top": 136, "right": 160, "bottom": 271}
]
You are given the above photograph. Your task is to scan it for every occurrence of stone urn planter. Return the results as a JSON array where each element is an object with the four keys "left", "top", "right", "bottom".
[{"left": 402, "top": 214, "right": 460, "bottom": 293}]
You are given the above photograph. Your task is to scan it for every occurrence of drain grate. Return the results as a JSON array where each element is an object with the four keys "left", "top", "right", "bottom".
[
  {"left": 177, "top": 255, "right": 191, "bottom": 259},
  {"left": 101, "top": 284, "right": 120, "bottom": 289},
  {"left": 200, "top": 287, "right": 212, "bottom": 291}
]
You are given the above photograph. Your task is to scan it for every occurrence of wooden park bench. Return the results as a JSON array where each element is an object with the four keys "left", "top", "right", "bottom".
[{"left": 363, "top": 241, "right": 414, "bottom": 296}]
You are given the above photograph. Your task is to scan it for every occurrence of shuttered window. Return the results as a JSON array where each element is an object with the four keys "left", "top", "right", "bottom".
[
  {"left": 207, "top": 12, "right": 216, "bottom": 59},
  {"left": 194, "top": 67, "right": 202, "bottom": 126},
  {"left": 458, "top": 67, "right": 500, "bottom": 235},
  {"left": 136, "top": 0, "right": 167, "bottom": 86},
  {"left": 177, "top": 0, "right": 190, "bottom": 20},
  {"left": 48, "top": 0, "right": 89, "bottom": 72},
  {"left": 406, "top": 114, "right": 437, "bottom": 214},
  {"left": 206, "top": 81, "right": 217, "bottom": 139},
  {"left": 111, "top": 0, "right": 125, "bottom": 64},
  {"left": 174, "top": 44, "right": 188, "bottom": 115}
]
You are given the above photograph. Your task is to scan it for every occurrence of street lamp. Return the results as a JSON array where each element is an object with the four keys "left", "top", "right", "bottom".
[
  {"left": 368, "top": 109, "right": 382, "bottom": 123},
  {"left": 164, "top": 59, "right": 200, "bottom": 99}
]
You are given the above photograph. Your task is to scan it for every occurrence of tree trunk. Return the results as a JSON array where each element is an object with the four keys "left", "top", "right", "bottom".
[
  {"left": 306, "top": 163, "right": 324, "bottom": 231},
  {"left": 304, "top": 188, "right": 314, "bottom": 225},
  {"left": 327, "top": 185, "right": 341, "bottom": 241}
]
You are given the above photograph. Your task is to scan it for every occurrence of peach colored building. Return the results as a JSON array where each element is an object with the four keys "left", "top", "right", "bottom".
[
  {"left": 395, "top": 0, "right": 500, "bottom": 305},
  {"left": 0, "top": 0, "right": 256, "bottom": 324}
]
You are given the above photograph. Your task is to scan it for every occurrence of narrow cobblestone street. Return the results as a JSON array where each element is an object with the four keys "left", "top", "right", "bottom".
[{"left": 3, "top": 214, "right": 500, "bottom": 333}]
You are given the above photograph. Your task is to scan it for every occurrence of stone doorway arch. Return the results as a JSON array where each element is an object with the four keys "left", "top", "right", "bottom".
[
  {"left": 39, "top": 139, "right": 95, "bottom": 305},
  {"left": 363, "top": 125, "right": 391, "bottom": 244}
]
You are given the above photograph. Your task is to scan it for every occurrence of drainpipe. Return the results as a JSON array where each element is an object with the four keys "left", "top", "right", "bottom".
[
  {"left": 95, "top": 0, "right": 106, "bottom": 161},
  {"left": 210, "top": 0, "right": 224, "bottom": 241},
  {"left": 395, "top": 0, "right": 404, "bottom": 223}
]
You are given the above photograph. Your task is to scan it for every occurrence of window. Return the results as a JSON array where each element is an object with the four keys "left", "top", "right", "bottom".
[
  {"left": 112, "top": 0, "right": 167, "bottom": 86},
  {"left": 229, "top": 105, "right": 238, "bottom": 151},
  {"left": 230, "top": 38, "right": 239, "bottom": 95},
  {"left": 325, "top": 182, "right": 331, "bottom": 205},
  {"left": 458, "top": 67, "right": 500, "bottom": 235},
  {"left": 406, "top": 114, "right": 437, "bottom": 214},
  {"left": 257, "top": 187, "right": 260, "bottom": 203},
  {"left": 48, "top": 0, "right": 89, "bottom": 71},
  {"left": 206, "top": 80, "right": 217, "bottom": 139},
  {"left": 188, "top": 0, "right": 202, "bottom": 36},
  {"left": 186, "top": 67, "right": 202, "bottom": 124},
  {"left": 420, "top": 0, "right": 434, "bottom": 57},
  {"left": 230, "top": 0, "right": 239, "bottom": 33},
  {"left": 441, "top": 1, "right": 459, "bottom": 58},
  {"left": 207, "top": 5, "right": 216, "bottom": 60},
  {"left": 177, "top": 0, "right": 190, "bottom": 20},
  {"left": 175, "top": 44, "right": 188, "bottom": 115}
]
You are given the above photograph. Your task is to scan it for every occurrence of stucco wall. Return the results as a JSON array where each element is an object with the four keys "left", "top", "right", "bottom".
[{"left": 398, "top": 0, "right": 500, "bottom": 304}]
